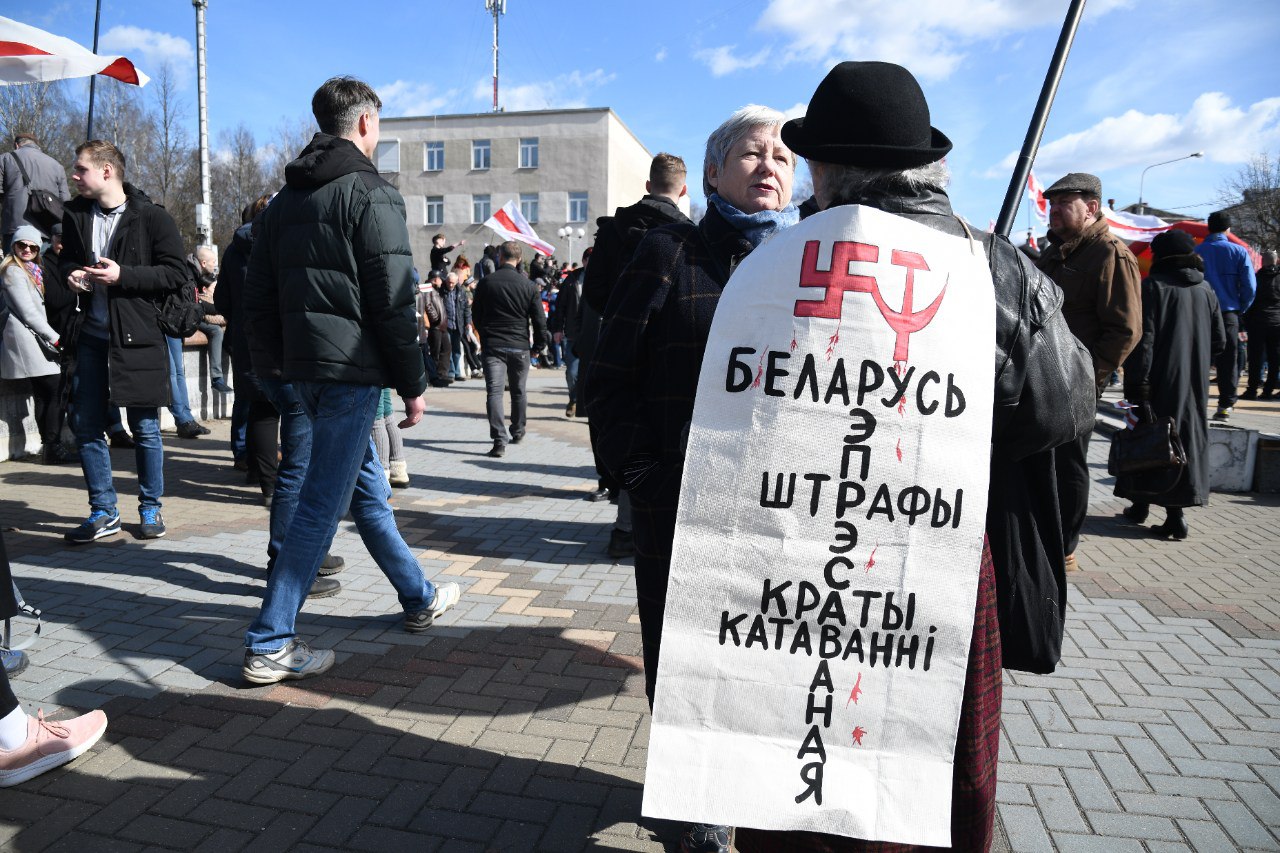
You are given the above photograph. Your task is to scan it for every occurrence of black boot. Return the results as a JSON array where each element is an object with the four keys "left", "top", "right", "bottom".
[
  {"left": 1152, "top": 508, "right": 1188, "bottom": 540},
  {"left": 1122, "top": 502, "right": 1149, "bottom": 524}
]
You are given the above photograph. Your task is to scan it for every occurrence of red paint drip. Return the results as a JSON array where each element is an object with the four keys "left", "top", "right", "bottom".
[
  {"left": 865, "top": 545, "right": 877, "bottom": 573},
  {"left": 790, "top": 335, "right": 798, "bottom": 352},
  {"left": 751, "top": 352, "right": 765, "bottom": 388},
  {"left": 825, "top": 319, "right": 843, "bottom": 361},
  {"left": 895, "top": 360, "right": 908, "bottom": 416},
  {"left": 852, "top": 726, "right": 867, "bottom": 746},
  {"left": 895, "top": 438, "right": 902, "bottom": 462},
  {"left": 846, "top": 672, "right": 863, "bottom": 707}
]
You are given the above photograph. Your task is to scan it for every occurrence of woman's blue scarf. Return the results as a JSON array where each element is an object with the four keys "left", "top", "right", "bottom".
[{"left": 709, "top": 193, "right": 799, "bottom": 247}]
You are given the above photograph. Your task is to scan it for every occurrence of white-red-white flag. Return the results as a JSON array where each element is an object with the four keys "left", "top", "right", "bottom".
[
  {"left": 1026, "top": 170, "right": 1049, "bottom": 223},
  {"left": 0, "top": 16, "right": 149, "bottom": 87},
  {"left": 1103, "top": 208, "right": 1173, "bottom": 243},
  {"left": 484, "top": 200, "right": 555, "bottom": 257}
]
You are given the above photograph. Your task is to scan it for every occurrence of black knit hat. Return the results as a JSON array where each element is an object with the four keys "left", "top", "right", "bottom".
[
  {"left": 781, "top": 61, "right": 952, "bottom": 169},
  {"left": 1151, "top": 229, "right": 1197, "bottom": 259}
]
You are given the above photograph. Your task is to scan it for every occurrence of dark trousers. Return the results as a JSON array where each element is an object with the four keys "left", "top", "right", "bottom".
[
  {"left": 1054, "top": 428, "right": 1092, "bottom": 556},
  {"left": 482, "top": 347, "right": 529, "bottom": 444},
  {"left": 430, "top": 328, "right": 452, "bottom": 382},
  {"left": 1217, "top": 311, "right": 1241, "bottom": 409},
  {"left": 28, "top": 373, "right": 61, "bottom": 445},
  {"left": 631, "top": 502, "right": 677, "bottom": 709},
  {"left": 1246, "top": 321, "right": 1280, "bottom": 394}
]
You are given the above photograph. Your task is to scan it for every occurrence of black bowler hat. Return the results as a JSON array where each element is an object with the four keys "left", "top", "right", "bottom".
[{"left": 781, "top": 61, "right": 952, "bottom": 169}]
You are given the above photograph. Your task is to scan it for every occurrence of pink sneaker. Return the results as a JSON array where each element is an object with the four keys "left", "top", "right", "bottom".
[{"left": 0, "top": 709, "right": 108, "bottom": 787}]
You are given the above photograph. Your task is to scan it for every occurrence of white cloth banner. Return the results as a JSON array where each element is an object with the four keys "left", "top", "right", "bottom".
[
  {"left": 643, "top": 206, "right": 996, "bottom": 847},
  {"left": 1103, "top": 208, "right": 1172, "bottom": 243}
]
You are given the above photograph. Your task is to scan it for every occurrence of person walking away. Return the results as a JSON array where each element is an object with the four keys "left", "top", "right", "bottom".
[
  {"left": 1, "top": 133, "right": 69, "bottom": 247},
  {"left": 1117, "top": 229, "right": 1226, "bottom": 540},
  {"left": 1197, "top": 211, "right": 1258, "bottom": 420},
  {"left": 242, "top": 76, "right": 459, "bottom": 684}
]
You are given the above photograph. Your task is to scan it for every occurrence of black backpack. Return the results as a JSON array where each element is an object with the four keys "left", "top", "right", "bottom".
[
  {"left": 8, "top": 151, "right": 64, "bottom": 235},
  {"left": 156, "top": 277, "right": 201, "bottom": 338}
]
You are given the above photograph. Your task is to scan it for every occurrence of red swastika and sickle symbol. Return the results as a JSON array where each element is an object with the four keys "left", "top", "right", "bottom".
[{"left": 794, "top": 240, "right": 948, "bottom": 362}]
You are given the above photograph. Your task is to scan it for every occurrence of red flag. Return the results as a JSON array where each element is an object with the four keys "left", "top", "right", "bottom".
[
  {"left": 0, "top": 16, "right": 149, "bottom": 86},
  {"left": 1026, "top": 170, "right": 1048, "bottom": 223}
]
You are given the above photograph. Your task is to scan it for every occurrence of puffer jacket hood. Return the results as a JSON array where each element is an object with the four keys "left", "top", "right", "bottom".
[{"left": 284, "top": 133, "right": 377, "bottom": 190}]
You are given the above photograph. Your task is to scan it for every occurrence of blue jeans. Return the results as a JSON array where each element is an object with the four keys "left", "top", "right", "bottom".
[
  {"left": 166, "top": 336, "right": 194, "bottom": 424},
  {"left": 70, "top": 334, "right": 164, "bottom": 512},
  {"left": 449, "top": 328, "right": 463, "bottom": 378},
  {"left": 562, "top": 337, "right": 579, "bottom": 403},
  {"left": 483, "top": 347, "right": 529, "bottom": 444},
  {"left": 260, "top": 379, "right": 309, "bottom": 572},
  {"left": 230, "top": 367, "right": 251, "bottom": 460},
  {"left": 245, "top": 381, "right": 435, "bottom": 653}
]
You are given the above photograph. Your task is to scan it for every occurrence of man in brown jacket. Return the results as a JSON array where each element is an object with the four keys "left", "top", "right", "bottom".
[{"left": 1037, "top": 172, "right": 1141, "bottom": 571}]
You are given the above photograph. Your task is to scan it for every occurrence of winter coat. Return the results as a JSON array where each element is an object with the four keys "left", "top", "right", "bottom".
[
  {"left": 55, "top": 183, "right": 187, "bottom": 407},
  {"left": 1244, "top": 264, "right": 1279, "bottom": 329},
  {"left": 559, "top": 268, "right": 584, "bottom": 340},
  {"left": 0, "top": 262, "right": 60, "bottom": 379},
  {"left": 1, "top": 143, "right": 70, "bottom": 238},
  {"left": 1117, "top": 254, "right": 1226, "bottom": 508},
  {"left": 443, "top": 284, "right": 470, "bottom": 332},
  {"left": 472, "top": 265, "right": 548, "bottom": 351},
  {"left": 1037, "top": 213, "right": 1143, "bottom": 393},
  {"left": 214, "top": 221, "right": 254, "bottom": 373},
  {"left": 582, "top": 194, "right": 691, "bottom": 315},
  {"left": 244, "top": 133, "right": 426, "bottom": 399},
  {"left": 1196, "top": 232, "right": 1257, "bottom": 314}
]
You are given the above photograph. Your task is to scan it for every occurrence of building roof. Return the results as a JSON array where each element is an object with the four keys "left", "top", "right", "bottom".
[{"left": 381, "top": 106, "right": 650, "bottom": 157}]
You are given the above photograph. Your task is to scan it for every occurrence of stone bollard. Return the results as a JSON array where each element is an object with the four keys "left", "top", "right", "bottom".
[{"left": 1208, "top": 422, "right": 1259, "bottom": 493}]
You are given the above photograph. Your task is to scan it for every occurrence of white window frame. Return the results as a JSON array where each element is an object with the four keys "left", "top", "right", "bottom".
[
  {"left": 425, "top": 195, "right": 444, "bottom": 226},
  {"left": 472, "top": 194, "right": 491, "bottom": 224},
  {"left": 471, "top": 139, "right": 491, "bottom": 171},
  {"left": 520, "top": 193, "right": 539, "bottom": 224},
  {"left": 568, "top": 191, "right": 588, "bottom": 223},
  {"left": 375, "top": 139, "right": 400, "bottom": 173},
  {"left": 519, "top": 137, "right": 539, "bottom": 169},
  {"left": 424, "top": 141, "right": 444, "bottom": 172}
]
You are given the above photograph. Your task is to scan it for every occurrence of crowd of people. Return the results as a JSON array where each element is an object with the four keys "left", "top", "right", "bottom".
[{"left": 0, "top": 60, "right": 1271, "bottom": 852}]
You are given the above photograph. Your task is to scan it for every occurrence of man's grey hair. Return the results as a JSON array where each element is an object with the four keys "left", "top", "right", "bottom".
[
  {"left": 498, "top": 240, "right": 523, "bottom": 265},
  {"left": 311, "top": 76, "right": 382, "bottom": 137},
  {"left": 703, "top": 104, "right": 793, "bottom": 197},
  {"left": 809, "top": 159, "right": 950, "bottom": 210}
]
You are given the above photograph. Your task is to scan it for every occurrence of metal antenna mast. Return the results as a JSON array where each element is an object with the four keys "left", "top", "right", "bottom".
[
  {"left": 193, "top": 0, "right": 213, "bottom": 247},
  {"left": 486, "top": 0, "right": 506, "bottom": 111}
]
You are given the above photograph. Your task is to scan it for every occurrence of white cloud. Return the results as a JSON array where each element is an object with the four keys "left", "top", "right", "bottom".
[
  {"left": 474, "top": 69, "right": 615, "bottom": 112},
  {"left": 783, "top": 102, "right": 808, "bottom": 121},
  {"left": 655, "top": 47, "right": 668, "bottom": 62},
  {"left": 99, "top": 25, "right": 194, "bottom": 80},
  {"left": 701, "top": 0, "right": 1133, "bottom": 81},
  {"left": 989, "top": 93, "right": 1280, "bottom": 176},
  {"left": 378, "top": 80, "right": 459, "bottom": 117},
  {"left": 695, "top": 45, "right": 772, "bottom": 77}
]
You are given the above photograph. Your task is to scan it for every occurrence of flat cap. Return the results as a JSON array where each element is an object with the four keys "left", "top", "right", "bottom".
[{"left": 1043, "top": 172, "right": 1101, "bottom": 198}]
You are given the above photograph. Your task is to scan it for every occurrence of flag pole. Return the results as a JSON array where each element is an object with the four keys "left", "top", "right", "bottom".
[
  {"left": 85, "top": 0, "right": 103, "bottom": 140},
  {"left": 993, "top": 0, "right": 1088, "bottom": 237}
]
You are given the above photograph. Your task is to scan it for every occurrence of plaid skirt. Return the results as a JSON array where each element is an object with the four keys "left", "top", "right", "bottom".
[{"left": 735, "top": 539, "right": 1002, "bottom": 853}]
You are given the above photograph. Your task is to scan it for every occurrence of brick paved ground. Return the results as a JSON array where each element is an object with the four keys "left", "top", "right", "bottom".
[{"left": 0, "top": 373, "right": 1277, "bottom": 851}]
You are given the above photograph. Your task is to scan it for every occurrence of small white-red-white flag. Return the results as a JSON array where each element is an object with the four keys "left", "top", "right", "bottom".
[
  {"left": 1027, "top": 170, "right": 1049, "bottom": 223},
  {"left": 0, "top": 16, "right": 149, "bottom": 87},
  {"left": 484, "top": 200, "right": 555, "bottom": 257}
]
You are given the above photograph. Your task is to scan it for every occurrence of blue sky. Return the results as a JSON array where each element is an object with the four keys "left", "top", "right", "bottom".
[{"left": 11, "top": 0, "right": 1280, "bottom": 238}]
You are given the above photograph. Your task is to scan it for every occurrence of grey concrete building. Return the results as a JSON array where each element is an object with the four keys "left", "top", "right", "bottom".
[{"left": 375, "top": 107, "right": 656, "bottom": 268}]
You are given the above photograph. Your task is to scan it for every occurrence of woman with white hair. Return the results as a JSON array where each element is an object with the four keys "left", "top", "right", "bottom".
[
  {"left": 1, "top": 226, "right": 66, "bottom": 463},
  {"left": 585, "top": 104, "right": 798, "bottom": 853}
]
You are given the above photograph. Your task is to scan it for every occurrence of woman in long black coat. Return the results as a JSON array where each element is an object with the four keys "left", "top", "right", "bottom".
[{"left": 1117, "top": 229, "right": 1226, "bottom": 539}]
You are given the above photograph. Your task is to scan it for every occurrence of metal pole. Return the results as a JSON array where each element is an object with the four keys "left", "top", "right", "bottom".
[
  {"left": 486, "top": 0, "right": 505, "bottom": 112},
  {"left": 1138, "top": 152, "right": 1204, "bottom": 216},
  {"left": 994, "top": 0, "right": 1088, "bottom": 237},
  {"left": 85, "top": 0, "right": 103, "bottom": 140},
  {"left": 194, "top": 0, "right": 212, "bottom": 247}
]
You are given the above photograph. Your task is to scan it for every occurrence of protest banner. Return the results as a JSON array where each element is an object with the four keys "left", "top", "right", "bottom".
[{"left": 642, "top": 204, "right": 996, "bottom": 846}]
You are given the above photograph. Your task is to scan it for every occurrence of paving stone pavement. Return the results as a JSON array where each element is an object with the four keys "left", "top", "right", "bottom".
[{"left": 0, "top": 374, "right": 1276, "bottom": 851}]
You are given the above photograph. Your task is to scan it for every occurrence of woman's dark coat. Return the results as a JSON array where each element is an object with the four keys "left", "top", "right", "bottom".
[{"left": 1118, "top": 253, "right": 1226, "bottom": 507}]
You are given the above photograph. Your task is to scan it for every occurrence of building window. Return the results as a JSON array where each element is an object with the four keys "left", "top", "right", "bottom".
[
  {"left": 425, "top": 196, "right": 444, "bottom": 226},
  {"left": 471, "top": 139, "right": 491, "bottom": 170},
  {"left": 519, "top": 193, "right": 539, "bottom": 223},
  {"left": 568, "top": 192, "right": 588, "bottom": 223},
  {"left": 519, "top": 137, "right": 539, "bottom": 169},
  {"left": 375, "top": 140, "right": 399, "bottom": 173},
  {"left": 424, "top": 141, "right": 444, "bottom": 172},
  {"left": 472, "top": 194, "right": 491, "bottom": 224}
]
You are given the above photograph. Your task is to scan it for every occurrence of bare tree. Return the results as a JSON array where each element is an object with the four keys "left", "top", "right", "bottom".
[
  {"left": 263, "top": 115, "right": 316, "bottom": 190},
  {"left": 211, "top": 123, "right": 266, "bottom": 250},
  {"left": 0, "top": 79, "right": 83, "bottom": 178},
  {"left": 1218, "top": 152, "right": 1280, "bottom": 253}
]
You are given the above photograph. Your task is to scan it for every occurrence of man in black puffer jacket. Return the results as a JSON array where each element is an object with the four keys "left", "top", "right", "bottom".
[{"left": 241, "top": 76, "right": 459, "bottom": 685}]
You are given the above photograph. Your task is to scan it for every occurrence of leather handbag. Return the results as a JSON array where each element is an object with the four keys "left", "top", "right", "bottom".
[{"left": 1108, "top": 414, "right": 1187, "bottom": 476}]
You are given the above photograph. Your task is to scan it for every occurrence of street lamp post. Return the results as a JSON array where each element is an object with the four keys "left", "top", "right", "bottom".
[
  {"left": 558, "top": 226, "right": 584, "bottom": 263},
  {"left": 1138, "top": 152, "right": 1204, "bottom": 215}
]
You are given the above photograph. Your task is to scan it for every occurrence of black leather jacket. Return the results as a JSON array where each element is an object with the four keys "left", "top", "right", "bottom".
[{"left": 822, "top": 186, "right": 1095, "bottom": 460}]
